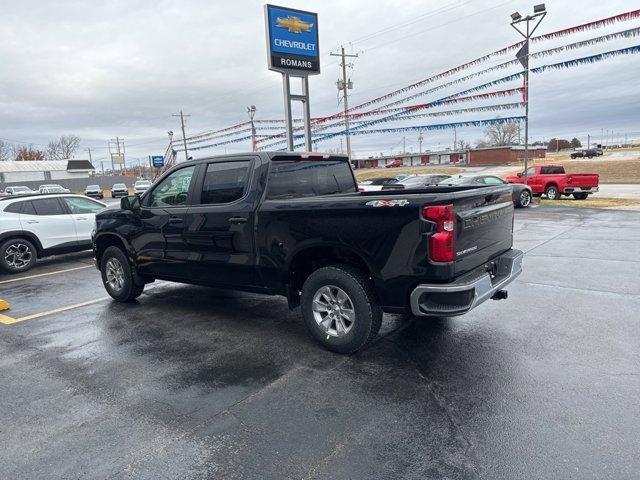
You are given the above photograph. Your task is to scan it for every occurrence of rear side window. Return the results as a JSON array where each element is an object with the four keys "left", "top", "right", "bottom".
[
  {"left": 482, "top": 176, "right": 505, "bottom": 185},
  {"left": 200, "top": 161, "right": 251, "bottom": 204},
  {"left": 4, "top": 202, "right": 23, "bottom": 214},
  {"left": 266, "top": 159, "right": 356, "bottom": 199},
  {"left": 32, "top": 198, "right": 66, "bottom": 216}
]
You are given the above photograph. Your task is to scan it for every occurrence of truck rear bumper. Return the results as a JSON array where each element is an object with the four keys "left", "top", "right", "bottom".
[
  {"left": 563, "top": 186, "right": 598, "bottom": 193},
  {"left": 409, "top": 249, "right": 524, "bottom": 317}
]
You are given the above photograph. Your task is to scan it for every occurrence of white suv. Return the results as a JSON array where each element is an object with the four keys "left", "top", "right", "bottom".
[
  {"left": 133, "top": 179, "right": 152, "bottom": 196},
  {"left": 0, "top": 194, "right": 107, "bottom": 273}
]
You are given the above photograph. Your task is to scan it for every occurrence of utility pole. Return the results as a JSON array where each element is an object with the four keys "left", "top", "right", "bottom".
[
  {"left": 247, "top": 105, "right": 257, "bottom": 151},
  {"left": 403, "top": 136, "right": 406, "bottom": 154},
  {"left": 587, "top": 134, "right": 590, "bottom": 149},
  {"left": 85, "top": 147, "right": 93, "bottom": 164},
  {"left": 418, "top": 130, "right": 423, "bottom": 153},
  {"left": 510, "top": 4, "right": 547, "bottom": 179},
  {"left": 173, "top": 110, "right": 191, "bottom": 161},
  {"left": 453, "top": 126, "right": 457, "bottom": 150},
  {"left": 109, "top": 137, "right": 125, "bottom": 173},
  {"left": 330, "top": 46, "right": 359, "bottom": 160}
]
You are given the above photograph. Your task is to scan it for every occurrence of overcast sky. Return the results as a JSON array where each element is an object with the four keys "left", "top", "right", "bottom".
[{"left": 1, "top": 0, "right": 639, "bottom": 165}]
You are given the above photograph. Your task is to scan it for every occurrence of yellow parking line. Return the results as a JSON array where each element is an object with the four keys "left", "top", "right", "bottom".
[
  {"left": 0, "top": 265, "right": 93, "bottom": 285},
  {"left": 0, "top": 297, "right": 109, "bottom": 325}
]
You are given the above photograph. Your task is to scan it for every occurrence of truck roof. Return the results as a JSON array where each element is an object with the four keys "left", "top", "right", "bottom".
[{"left": 192, "top": 151, "right": 349, "bottom": 165}]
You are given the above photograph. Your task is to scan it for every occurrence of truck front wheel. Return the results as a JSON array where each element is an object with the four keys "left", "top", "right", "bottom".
[
  {"left": 100, "top": 246, "right": 144, "bottom": 302},
  {"left": 300, "top": 265, "right": 382, "bottom": 354}
]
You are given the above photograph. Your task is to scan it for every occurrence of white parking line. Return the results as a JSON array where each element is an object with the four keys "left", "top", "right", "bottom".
[{"left": 0, "top": 265, "right": 93, "bottom": 285}]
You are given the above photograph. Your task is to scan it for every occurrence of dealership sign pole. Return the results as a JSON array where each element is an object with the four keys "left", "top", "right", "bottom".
[{"left": 265, "top": 4, "right": 319, "bottom": 151}]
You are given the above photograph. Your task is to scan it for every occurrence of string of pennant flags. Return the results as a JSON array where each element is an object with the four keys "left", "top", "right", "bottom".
[
  {"left": 171, "top": 8, "right": 640, "bottom": 152},
  {"left": 255, "top": 29, "right": 640, "bottom": 147}
]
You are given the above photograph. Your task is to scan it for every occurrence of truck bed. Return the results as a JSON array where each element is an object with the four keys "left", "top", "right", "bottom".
[{"left": 257, "top": 184, "right": 514, "bottom": 309}]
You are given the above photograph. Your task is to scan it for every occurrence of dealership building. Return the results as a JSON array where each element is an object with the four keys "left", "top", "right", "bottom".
[
  {"left": 0, "top": 160, "right": 95, "bottom": 183},
  {"left": 354, "top": 145, "right": 546, "bottom": 168}
]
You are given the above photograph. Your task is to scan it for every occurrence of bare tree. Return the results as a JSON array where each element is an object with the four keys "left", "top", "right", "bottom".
[
  {"left": 0, "top": 140, "right": 12, "bottom": 161},
  {"left": 47, "top": 135, "right": 81, "bottom": 160},
  {"left": 15, "top": 146, "right": 46, "bottom": 161},
  {"left": 454, "top": 139, "right": 470, "bottom": 150},
  {"left": 484, "top": 122, "right": 519, "bottom": 146}
]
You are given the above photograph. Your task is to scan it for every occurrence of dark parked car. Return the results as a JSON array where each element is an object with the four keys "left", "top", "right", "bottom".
[
  {"left": 381, "top": 174, "right": 451, "bottom": 190},
  {"left": 570, "top": 149, "right": 601, "bottom": 159},
  {"left": 439, "top": 175, "right": 532, "bottom": 208},
  {"left": 93, "top": 152, "right": 523, "bottom": 353}
]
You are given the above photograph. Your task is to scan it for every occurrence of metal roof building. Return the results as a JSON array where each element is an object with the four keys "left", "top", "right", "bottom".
[{"left": 0, "top": 160, "right": 95, "bottom": 183}]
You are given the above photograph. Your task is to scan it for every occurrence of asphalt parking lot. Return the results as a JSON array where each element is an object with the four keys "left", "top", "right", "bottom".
[{"left": 1, "top": 206, "right": 638, "bottom": 479}]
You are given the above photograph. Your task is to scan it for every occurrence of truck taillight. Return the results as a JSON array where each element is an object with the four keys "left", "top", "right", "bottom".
[
  {"left": 423, "top": 204, "right": 455, "bottom": 262},
  {"left": 357, "top": 187, "right": 365, "bottom": 192}
]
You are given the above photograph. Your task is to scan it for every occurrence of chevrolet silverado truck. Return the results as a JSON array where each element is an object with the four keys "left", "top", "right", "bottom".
[
  {"left": 93, "top": 152, "right": 523, "bottom": 353},
  {"left": 505, "top": 165, "right": 599, "bottom": 200}
]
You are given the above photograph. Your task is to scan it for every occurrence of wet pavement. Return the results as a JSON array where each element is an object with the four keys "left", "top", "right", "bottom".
[{"left": 0, "top": 206, "right": 638, "bottom": 479}]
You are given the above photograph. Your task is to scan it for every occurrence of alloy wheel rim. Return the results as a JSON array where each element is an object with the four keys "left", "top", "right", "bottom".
[
  {"left": 548, "top": 188, "right": 557, "bottom": 199},
  {"left": 520, "top": 191, "right": 531, "bottom": 206},
  {"left": 4, "top": 243, "right": 32, "bottom": 268},
  {"left": 312, "top": 285, "right": 355, "bottom": 337},
  {"left": 105, "top": 257, "right": 125, "bottom": 292}
]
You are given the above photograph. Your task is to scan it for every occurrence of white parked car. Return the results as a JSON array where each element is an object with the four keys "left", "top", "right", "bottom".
[
  {"left": 39, "top": 184, "right": 70, "bottom": 194},
  {"left": 4, "top": 186, "right": 36, "bottom": 196},
  {"left": 110, "top": 183, "right": 128, "bottom": 198},
  {"left": 358, "top": 177, "right": 398, "bottom": 192},
  {"left": 133, "top": 179, "right": 152, "bottom": 196},
  {"left": 0, "top": 194, "right": 106, "bottom": 273}
]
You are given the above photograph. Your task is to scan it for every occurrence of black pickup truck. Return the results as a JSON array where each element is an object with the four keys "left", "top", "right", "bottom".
[{"left": 93, "top": 152, "right": 523, "bottom": 353}]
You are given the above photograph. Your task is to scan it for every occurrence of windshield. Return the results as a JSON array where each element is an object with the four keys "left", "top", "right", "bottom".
[
  {"left": 135, "top": 181, "right": 151, "bottom": 186},
  {"left": 87, "top": 185, "right": 100, "bottom": 189},
  {"left": 13, "top": 187, "right": 31, "bottom": 192},
  {"left": 113, "top": 184, "right": 126, "bottom": 188}
]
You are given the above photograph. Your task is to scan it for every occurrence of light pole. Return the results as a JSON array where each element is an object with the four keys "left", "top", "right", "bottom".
[
  {"left": 510, "top": 4, "right": 547, "bottom": 179},
  {"left": 247, "top": 105, "right": 257, "bottom": 151}
]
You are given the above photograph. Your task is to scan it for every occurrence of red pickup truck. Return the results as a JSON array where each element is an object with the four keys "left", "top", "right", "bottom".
[{"left": 505, "top": 165, "right": 599, "bottom": 200}]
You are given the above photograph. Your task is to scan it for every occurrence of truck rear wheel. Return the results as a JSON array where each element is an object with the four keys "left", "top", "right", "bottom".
[
  {"left": 545, "top": 185, "right": 560, "bottom": 200},
  {"left": 573, "top": 193, "right": 589, "bottom": 200},
  {"left": 300, "top": 265, "right": 382, "bottom": 354}
]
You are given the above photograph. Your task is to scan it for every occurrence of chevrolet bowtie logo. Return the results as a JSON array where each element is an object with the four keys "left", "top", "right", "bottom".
[{"left": 276, "top": 16, "right": 313, "bottom": 34}]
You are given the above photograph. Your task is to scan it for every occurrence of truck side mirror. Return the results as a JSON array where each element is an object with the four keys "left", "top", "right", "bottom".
[
  {"left": 517, "top": 172, "right": 523, "bottom": 178},
  {"left": 121, "top": 195, "right": 141, "bottom": 211}
]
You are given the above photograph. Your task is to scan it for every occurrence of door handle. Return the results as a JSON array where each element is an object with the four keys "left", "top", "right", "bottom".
[
  {"left": 76, "top": 217, "right": 88, "bottom": 221},
  {"left": 26, "top": 220, "right": 39, "bottom": 224},
  {"left": 228, "top": 216, "right": 248, "bottom": 224},
  {"left": 168, "top": 217, "right": 184, "bottom": 225}
]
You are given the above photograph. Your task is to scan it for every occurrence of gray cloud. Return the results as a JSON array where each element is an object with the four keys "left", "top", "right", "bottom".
[{"left": 1, "top": 0, "right": 639, "bottom": 163}]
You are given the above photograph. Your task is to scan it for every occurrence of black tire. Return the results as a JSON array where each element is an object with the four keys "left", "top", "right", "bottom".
[
  {"left": 545, "top": 185, "right": 560, "bottom": 200},
  {"left": 100, "top": 246, "right": 144, "bottom": 302},
  {"left": 300, "top": 265, "right": 382, "bottom": 354},
  {"left": 516, "top": 189, "right": 532, "bottom": 208},
  {"left": 573, "top": 193, "right": 589, "bottom": 200},
  {"left": 0, "top": 238, "right": 37, "bottom": 273}
]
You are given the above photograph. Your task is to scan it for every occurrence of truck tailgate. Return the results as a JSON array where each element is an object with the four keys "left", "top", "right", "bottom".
[
  {"left": 452, "top": 187, "right": 514, "bottom": 276},
  {"left": 566, "top": 173, "right": 599, "bottom": 187}
]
